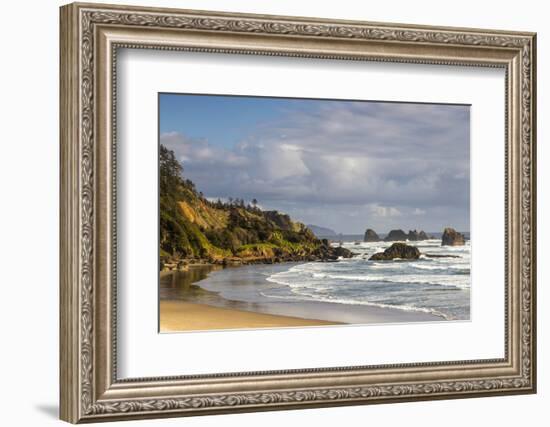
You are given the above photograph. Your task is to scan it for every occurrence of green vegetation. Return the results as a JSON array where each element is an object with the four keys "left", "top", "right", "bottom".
[{"left": 159, "top": 145, "right": 325, "bottom": 270}]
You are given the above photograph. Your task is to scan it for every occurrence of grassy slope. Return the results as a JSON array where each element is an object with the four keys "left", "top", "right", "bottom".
[{"left": 161, "top": 192, "right": 321, "bottom": 265}]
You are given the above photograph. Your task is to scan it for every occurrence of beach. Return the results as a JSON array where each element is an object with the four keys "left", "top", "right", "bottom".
[
  {"left": 160, "top": 300, "right": 339, "bottom": 332},
  {"left": 158, "top": 246, "right": 456, "bottom": 332}
]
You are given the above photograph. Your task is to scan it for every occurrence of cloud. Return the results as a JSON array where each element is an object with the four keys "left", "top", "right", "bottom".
[
  {"left": 368, "top": 204, "right": 403, "bottom": 218},
  {"left": 161, "top": 101, "right": 469, "bottom": 233}
]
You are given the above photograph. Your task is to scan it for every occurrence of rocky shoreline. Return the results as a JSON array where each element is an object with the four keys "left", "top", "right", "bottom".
[
  {"left": 162, "top": 227, "right": 468, "bottom": 273},
  {"left": 161, "top": 239, "right": 355, "bottom": 273}
]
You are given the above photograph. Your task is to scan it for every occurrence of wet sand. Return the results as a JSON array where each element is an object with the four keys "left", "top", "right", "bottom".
[{"left": 160, "top": 300, "right": 339, "bottom": 332}]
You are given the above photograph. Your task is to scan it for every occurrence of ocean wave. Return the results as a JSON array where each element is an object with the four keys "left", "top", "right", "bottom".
[
  {"left": 409, "top": 263, "right": 443, "bottom": 270},
  {"left": 266, "top": 270, "right": 470, "bottom": 289},
  {"left": 262, "top": 242, "right": 470, "bottom": 321},
  {"left": 259, "top": 290, "right": 452, "bottom": 320},
  {"left": 409, "top": 262, "right": 470, "bottom": 272}
]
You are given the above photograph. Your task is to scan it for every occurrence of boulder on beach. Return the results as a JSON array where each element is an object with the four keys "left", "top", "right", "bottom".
[
  {"left": 441, "top": 227, "right": 465, "bottom": 246},
  {"left": 384, "top": 229, "right": 408, "bottom": 241},
  {"left": 364, "top": 228, "right": 380, "bottom": 242},
  {"left": 369, "top": 243, "right": 420, "bottom": 261}
]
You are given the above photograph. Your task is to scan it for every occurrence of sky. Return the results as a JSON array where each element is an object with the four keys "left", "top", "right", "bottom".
[{"left": 159, "top": 93, "right": 470, "bottom": 234}]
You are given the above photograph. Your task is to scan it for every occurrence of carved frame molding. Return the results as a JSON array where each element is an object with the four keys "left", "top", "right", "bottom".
[{"left": 60, "top": 2, "right": 536, "bottom": 423}]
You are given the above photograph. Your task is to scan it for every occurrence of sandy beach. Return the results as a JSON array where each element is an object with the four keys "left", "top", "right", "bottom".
[
  {"left": 159, "top": 263, "right": 446, "bottom": 332},
  {"left": 160, "top": 300, "right": 339, "bottom": 332}
]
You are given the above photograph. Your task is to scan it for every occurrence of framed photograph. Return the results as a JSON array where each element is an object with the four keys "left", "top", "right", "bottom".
[
  {"left": 60, "top": 2, "right": 537, "bottom": 423},
  {"left": 157, "top": 93, "right": 472, "bottom": 332}
]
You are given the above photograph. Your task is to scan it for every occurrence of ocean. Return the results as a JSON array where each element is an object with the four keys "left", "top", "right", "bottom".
[
  {"left": 264, "top": 239, "right": 470, "bottom": 321},
  {"left": 163, "top": 238, "right": 471, "bottom": 323}
]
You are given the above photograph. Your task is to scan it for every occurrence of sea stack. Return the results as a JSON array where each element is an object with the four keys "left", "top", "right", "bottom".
[
  {"left": 441, "top": 227, "right": 465, "bottom": 246},
  {"left": 384, "top": 229, "right": 408, "bottom": 241},
  {"left": 369, "top": 243, "right": 420, "bottom": 261},
  {"left": 364, "top": 228, "right": 380, "bottom": 242},
  {"left": 407, "top": 230, "right": 430, "bottom": 241}
]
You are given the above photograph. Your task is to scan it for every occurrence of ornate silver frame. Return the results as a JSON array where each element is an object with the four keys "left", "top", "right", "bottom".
[{"left": 60, "top": 2, "right": 537, "bottom": 423}]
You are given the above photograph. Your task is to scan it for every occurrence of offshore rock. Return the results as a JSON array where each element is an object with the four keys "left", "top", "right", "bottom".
[
  {"left": 441, "top": 227, "right": 465, "bottom": 246},
  {"left": 384, "top": 229, "right": 408, "bottom": 241},
  {"left": 407, "top": 229, "right": 430, "bottom": 241},
  {"left": 369, "top": 242, "right": 420, "bottom": 261},
  {"left": 364, "top": 228, "right": 380, "bottom": 242}
]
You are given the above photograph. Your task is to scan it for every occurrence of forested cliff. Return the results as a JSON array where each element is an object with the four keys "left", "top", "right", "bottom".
[{"left": 159, "top": 145, "right": 351, "bottom": 270}]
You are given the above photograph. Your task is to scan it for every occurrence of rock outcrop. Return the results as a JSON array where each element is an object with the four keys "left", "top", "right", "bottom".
[
  {"left": 383, "top": 229, "right": 430, "bottom": 242},
  {"left": 329, "top": 246, "right": 354, "bottom": 260},
  {"left": 315, "top": 241, "right": 354, "bottom": 261},
  {"left": 369, "top": 243, "right": 421, "bottom": 261},
  {"left": 441, "top": 227, "right": 465, "bottom": 246},
  {"left": 407, "top": 229, "right": 430, "bottom": 241},
  {"left": 384, "top": 229, "right": 408, "bottom": 241},
  {"left": 207, "top": 241, "right": 354, "bottom": 266},
  {"left": 364, "top": 228, "right": 380, "bottom": 242}
]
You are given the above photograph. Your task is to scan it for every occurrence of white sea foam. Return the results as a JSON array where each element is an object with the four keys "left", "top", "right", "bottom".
[
  {"left": 410, "top": 262, "right": 470, "bottom": 272},
  {"left": 267, "top": 271, "right": 470, "bottom": 289}
]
